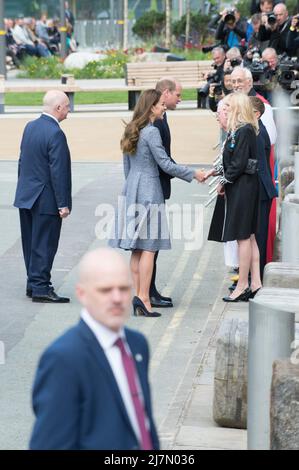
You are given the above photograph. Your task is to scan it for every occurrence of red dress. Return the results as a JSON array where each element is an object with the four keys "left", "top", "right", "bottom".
[{"left": 256, "top": 93, "right": 277, "bottom": 263}]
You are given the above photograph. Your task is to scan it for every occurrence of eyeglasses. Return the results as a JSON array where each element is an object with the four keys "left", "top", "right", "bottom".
[{"left": 231, "top": 78, "right": 245, "bottom": 84}]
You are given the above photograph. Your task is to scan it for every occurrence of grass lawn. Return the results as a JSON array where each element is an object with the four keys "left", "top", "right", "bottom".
[{"left": 5, "top": 89, "right": 197, "bottom": 106}]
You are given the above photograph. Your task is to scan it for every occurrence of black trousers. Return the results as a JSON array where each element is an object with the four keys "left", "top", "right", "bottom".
[
  {"left": 256, "top": 199, "right": 272, "bottom": 281},
  {"left": 19, "top": 201, "right": 62, "bottom": 296},
  {"left": 150, "top": 251, "right": 159, "bottom": 296}
]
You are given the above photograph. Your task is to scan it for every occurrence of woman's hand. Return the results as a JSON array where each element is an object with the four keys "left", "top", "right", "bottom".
[
  {"left": 217, "top": 183, "right": 225, "bottom": 196},
  {"left": 194, "top": 169, "right": 206, "bottom": 183},
  {"left": 204, "top": 169, "right": 216, "bottom": 180}
]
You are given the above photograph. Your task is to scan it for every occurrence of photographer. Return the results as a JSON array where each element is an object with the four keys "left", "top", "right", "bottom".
[
  {"left": 216, "top": 8, "right": 248, "bottom": 49},
  {"left": 198, "top": 47, "right": 226, "bottom": 107},
  {"left": 286, "top": 14, "right": 299, "bottom": 57},
  {"left": 258, "top": 3, "right": 292, "bottom": 55},
  {"left": 224, "top": 47, "right": 243, "bottom": 72},
  {"left": 208, "top": 71, "right": 233, "bottom": 111}
]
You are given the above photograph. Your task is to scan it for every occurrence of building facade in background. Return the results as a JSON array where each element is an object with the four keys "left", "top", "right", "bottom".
[{"left": 5, "top": 0, "right": 206, "bottom": 20}]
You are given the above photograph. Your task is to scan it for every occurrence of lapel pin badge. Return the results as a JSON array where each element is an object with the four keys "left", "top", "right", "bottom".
[{"left": 135, "top": 353, "right": 143, "bottom": 362}]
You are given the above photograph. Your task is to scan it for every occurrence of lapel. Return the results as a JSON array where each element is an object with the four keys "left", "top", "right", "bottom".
[
  {"left": 125, "top": 328, "right": 151, "bottom": 420},
  {"left": 77, "top": 320, "right": 137, "bottom": 438}
]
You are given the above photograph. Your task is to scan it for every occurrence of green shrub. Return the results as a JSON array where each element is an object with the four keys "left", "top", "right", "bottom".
[
  {"left": 18, "top": 56, "right": 64, "bottom": 79},
  {"left": 132, "top": 10, "right": 165, "bottom": 40},
  {"left": 172, "top": 13, "right": 211, "bottom": 44}
]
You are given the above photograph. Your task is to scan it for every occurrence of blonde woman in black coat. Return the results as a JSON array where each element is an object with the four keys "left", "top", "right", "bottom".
[{"left": 207, "top": 93, "right": 262, "bottom": 302}]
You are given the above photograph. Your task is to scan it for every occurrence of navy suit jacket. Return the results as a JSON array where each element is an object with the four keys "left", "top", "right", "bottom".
[
  {"left": 29, "top": 320, "right": 160, "bottom": 450},
  {"left": 154, "top": 113, "right": 176, "bottom": 200},
  {"left": 14, "top": 114, "right": 72, "bottom": 214},
  {"left": 257, "top": 120, "right": 277, "bottom": 201}
]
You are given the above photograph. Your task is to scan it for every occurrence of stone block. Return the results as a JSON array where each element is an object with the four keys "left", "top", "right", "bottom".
[
  {"left": 263, "top": 262, "right": 299, "bottom": 289},
  {"left": 270, "top": 359, "right": 299, "bottom": 450},
  {"left": 213, "top": 319, "right": 248, "bottom": 429}
]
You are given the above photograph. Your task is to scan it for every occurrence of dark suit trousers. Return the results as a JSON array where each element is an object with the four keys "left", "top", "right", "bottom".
[
  {"left": 256, "top": 199, "right": 272, "bottom": 280},
  {"left": 150, "top": 251, "right": 159, "bottom": 295},
  {"left": 19, "top": 199, "right": 62, "bottom": 295}
]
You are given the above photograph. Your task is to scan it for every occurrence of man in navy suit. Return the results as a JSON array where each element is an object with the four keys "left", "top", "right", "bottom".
[
  {"left": 14, "top": 90, "right": 72, "bottom": 303},
  {"left": 29, "top": 248, "right": 160, "bottom": 450},
  {"left": 250, "top": 97, "right": 277, "bottom": 278},
  {"left": 150, "top": 78, "right": 182, "bottom": 309}
]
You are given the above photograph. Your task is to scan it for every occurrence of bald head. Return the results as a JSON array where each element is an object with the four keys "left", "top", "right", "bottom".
[
  {"left": 76, "top": 248, "right": 132, "bottom": 332},
  {"left": 273, "top": 3, "right": 288, "bottom": 26},
  {"left": 78, "top": 248, "right": 130, "bottom": 285},
  {"left": 43, "top": 90, "right": 70, "bottom": 122}
]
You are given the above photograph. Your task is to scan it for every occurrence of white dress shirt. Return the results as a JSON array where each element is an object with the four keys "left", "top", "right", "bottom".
[
  {"left": 261, "top": 103, "right": 277, "bottom": 145},
  {"left": 81, "top": 309, "right": 144, "bottom": 443}
]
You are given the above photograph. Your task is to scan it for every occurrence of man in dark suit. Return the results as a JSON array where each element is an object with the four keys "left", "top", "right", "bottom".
[
  {"left": 29, "top": 248, "right": 160, "bottom": 450},
  {"left": 14, "top": 90, "right": 72, "bottom": 303},
  {"left": 149, "top": 78, "right": 182, "bottom": 309},
  {"left": 250, "top": 97, "right": 277, "bottom": 279}
]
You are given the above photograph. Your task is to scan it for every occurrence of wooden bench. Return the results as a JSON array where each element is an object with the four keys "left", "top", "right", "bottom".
[
  {"left": 0, "top": 74, "right": 81, "bottom": 113},
  {"left": 0, "top": 60, "right": 214, "bottom": 113},
  {"left": 125, "top": 60, "right": 214, "bottom": 109}
]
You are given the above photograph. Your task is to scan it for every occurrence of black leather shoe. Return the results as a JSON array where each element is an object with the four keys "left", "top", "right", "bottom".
[
  {"left": 223, "top": 287, "right": 251, "bottom": 303},
  {"left": 249, "top": 287, "right": 261, "bottom": 299},
  {"left": 32, "top": 291, "right": 70, "bottom": 303},
  {"left": 26, "top": 290, "right": 32, "bottom": 298},
  {"left": 133, "top": 296, "right": 161, "bottom": 317},
  {"left": 150, "top": 296, "right": 173, "bottom": 308},
  {"left": 150, "top": 290, "right": 172, "bottom": 303}
]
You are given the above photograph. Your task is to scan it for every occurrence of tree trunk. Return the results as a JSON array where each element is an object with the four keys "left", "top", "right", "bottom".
[
  {"left": 185, "top": 0, "right": 190, "bottom": 51},
  {"left": 123, "top": 0, "right": 129, "bottom": 50},
  {"left": 165, "top": 0, "right": 171, "bottom": 49}
]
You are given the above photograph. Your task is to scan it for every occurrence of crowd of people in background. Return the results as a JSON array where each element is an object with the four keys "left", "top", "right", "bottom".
[{"left": 4, "top": 1, "right": 76, "bottom": 70}]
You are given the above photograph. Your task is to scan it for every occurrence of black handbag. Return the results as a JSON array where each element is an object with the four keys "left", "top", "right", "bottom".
[{"left": 244, "top": 158, "right": 258, "bottom": 175}]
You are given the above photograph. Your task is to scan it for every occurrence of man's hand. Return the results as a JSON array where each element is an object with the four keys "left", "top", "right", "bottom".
[
  {"left": 194, "top": 169, "right": 206, "bottom": 183},
  {"left": 217, "top": 183, "right": 225, "bottom": 196},
  {"left": 204, "top": 169, "right": 217, "bottom": 180},
  {"left": 59, "top": 207, "right": 70, "bottom": 219}
]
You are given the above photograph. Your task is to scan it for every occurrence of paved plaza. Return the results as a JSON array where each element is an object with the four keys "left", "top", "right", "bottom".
[{"left": 0, "top": 156, "right": 248, "bottom": 450}]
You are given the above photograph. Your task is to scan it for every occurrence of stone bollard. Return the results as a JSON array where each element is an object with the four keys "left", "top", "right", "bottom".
[
  {"left": 213, "top": 319, "right": 248, "bottom": 429},
  {"left": 282, "top": 195, "right": 299, "bottom": 263},
  {"left": 270, "top": 359, "right": 299, "bottom": 450},
  {"left": 263, "top": 262, "right": 299, "bottom": 289}
]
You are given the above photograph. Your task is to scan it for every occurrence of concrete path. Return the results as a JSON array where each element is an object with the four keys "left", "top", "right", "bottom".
[{"left": 0, "top": 159, "right": 248, "bottom": 450}]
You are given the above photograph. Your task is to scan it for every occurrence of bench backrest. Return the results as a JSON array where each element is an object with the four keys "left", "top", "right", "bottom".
[{"left": 126, "top": 60, "right": 214, "bottom": 87}]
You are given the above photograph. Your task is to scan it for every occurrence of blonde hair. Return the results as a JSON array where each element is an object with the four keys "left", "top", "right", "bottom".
[{"left": 223, "top": 93, "right": 259, "bottom": 135}]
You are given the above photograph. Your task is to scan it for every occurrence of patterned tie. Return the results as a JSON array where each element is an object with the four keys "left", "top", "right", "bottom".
[{"left": 115, "top": 337, "right": 153, "bottom": 450}]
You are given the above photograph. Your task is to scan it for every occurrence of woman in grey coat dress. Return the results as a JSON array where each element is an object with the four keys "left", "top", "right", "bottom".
[{"left": 109, "top": 89, "right": 205, "bottom": 317}]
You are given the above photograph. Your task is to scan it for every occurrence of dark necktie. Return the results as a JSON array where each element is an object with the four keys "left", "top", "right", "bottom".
[{"left": 115, "top": 338, "right": 153, "bottom": 450}]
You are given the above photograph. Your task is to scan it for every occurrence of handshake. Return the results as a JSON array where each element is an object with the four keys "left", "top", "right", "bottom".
[{"left": 194, "top": 168, "right": 216, "bottom": 183}]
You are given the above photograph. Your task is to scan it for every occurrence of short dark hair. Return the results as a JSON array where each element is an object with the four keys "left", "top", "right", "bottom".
[{"left": 250, "top": 96, "right": 265, "bottom": 116}]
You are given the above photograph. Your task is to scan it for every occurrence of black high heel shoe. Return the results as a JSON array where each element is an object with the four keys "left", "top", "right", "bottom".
[
  {"left": 249, "top": 287, "right": 261, "bottom": 299},
  {"left": 132, "top": 296, "right": 161, "bottom": 317},
  {"left": 222, "top": 287, "right": 252, "bottom": 303}
]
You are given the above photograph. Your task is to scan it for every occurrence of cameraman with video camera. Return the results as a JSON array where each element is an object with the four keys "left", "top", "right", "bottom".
[
  {"left": 258, "top": 3, "right": 292, "bottom": 55},
  {"left": 286, "top": 13, "right": 299, "bottom": 56},
  {"left": 198, "top": 47, "right": 226, "bottom": 107},
  {"left": 215, "top": 8, "right": 248, "bottom": 49}
]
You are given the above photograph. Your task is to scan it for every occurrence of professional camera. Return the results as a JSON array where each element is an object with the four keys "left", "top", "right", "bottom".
[
  {"left": 198, "top": 63, "right": 222, "bottom": 98},
  {"left": 267, "top": 12, "right": 277, "bottom": 26},
  {"left": 224, "top": 10, "right": 236, "bottom": 24},
  {"left": 213, "top": 83, "right": 223, "bottom": 95},
  {"left": 230, "top": 57, "right": 242, "bottom": 67},
  {"left": 278, "top": 56, "right": 299, "bottom": 90},
  {"left": 246, "top": 48, "right": 274, "bottom": 91},
  {"left": 202, "top": 43, "right": 221, "bottom": 54}
]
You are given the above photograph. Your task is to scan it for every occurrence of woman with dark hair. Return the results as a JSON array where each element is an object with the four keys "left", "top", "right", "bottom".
[{"left": 109, "top": 89, "right": 204, "bottom": 317}]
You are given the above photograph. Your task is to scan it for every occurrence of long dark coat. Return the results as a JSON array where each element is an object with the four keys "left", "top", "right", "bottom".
[{"left": 208, "top": 124, "right": 260, "bottom": 242}]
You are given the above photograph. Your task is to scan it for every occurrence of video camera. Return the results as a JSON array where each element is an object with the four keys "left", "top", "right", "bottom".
[
  {"left": 278, "top": 56, "right": 299, "bottom": 90},
  {"left": 246, "top": 48, "right": 274, "bottom": 92}
]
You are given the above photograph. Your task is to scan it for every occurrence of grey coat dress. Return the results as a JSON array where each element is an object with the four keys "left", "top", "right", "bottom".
[{"left": 109, "top": 122, "right": 195, "bottom": 252}]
